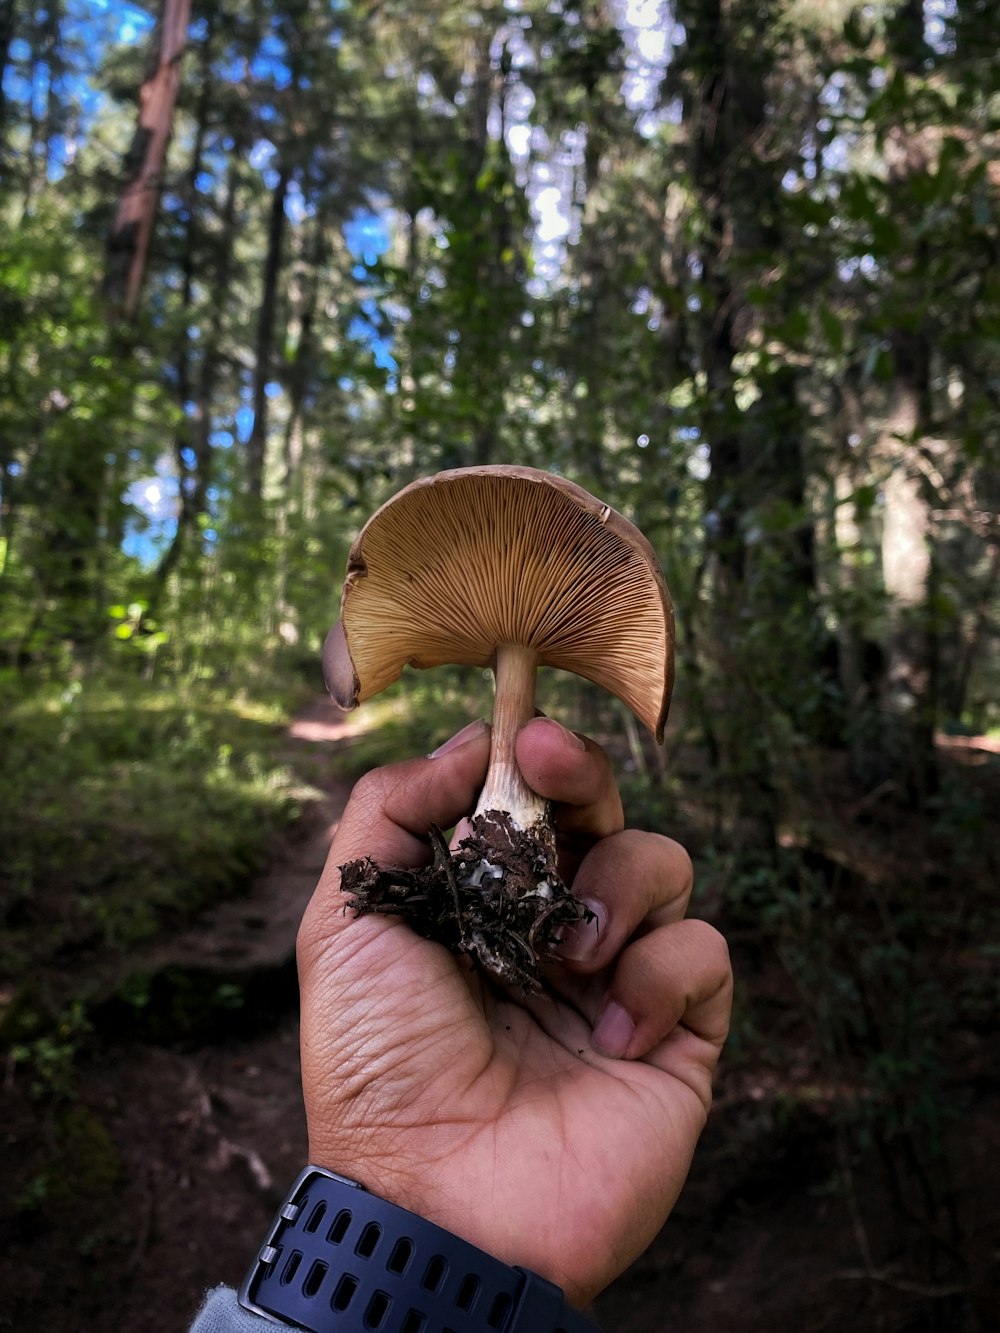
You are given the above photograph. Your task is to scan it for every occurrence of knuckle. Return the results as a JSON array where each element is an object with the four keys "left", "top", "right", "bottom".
[
  {"left": 648, "top": 833, "right": 694, "bottom": 895},
  {"left": 670, "top": 840, "right": 695, "bottom": 890},
  {"left": 350, "top": 766, "right": 392, "bottom": 809},
  {"left": 349, "top": 763, "right": 419, "bottom": 831},
  {"left": 687, "top": 918, "right": 732, "bottom": 971}
]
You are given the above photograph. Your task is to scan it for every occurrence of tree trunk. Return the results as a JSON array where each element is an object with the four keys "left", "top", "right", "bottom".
[
  {"left": 150, "top": 34, "right": 211, "bottom": 602},
  {"left": 947, "top": 541, "right": 1000, "bottom": 723},
  {"left": 0, "top": 0, "right": 14, "bottom": 160},
  {"left": 41, "top": 0, "right": 64, "bottom": 183},
  {"left": 865, "top": 0, "right": 938, "bottom": 801},
  {"left": 103, "top": 0, "right": 192, "bottom": 322},
  {"left": 674, "top": 0, "right": 783, "bottom": 856},
  {"left": 246, "top": 161, "right": 292, "bottom": 503},
  {"left": 274, "top": 205, "right": 326, "bottom": 627},
  {"left": 153, "top": 140, "right": 243, "bottom": 598},
  {"left": 876, "top": 334, "right": 936, "bottom": 801}
]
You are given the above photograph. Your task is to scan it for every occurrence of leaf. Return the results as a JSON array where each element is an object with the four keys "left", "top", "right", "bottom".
[
  {"left": 873, "top": 345, "right": 895, "bottom": 382},
  {"left": 870, "top": 212, "right": 901, "bottom": 255},
  {"left": 841, "top": 176, "right": 875, "bottom": 223},
  {"left": 819, "top": 306, "right": 845, "bottom": 353},
  {"left": 778, "top": 307, "right": 810, "bottom": 345},
  {"left": 854, "top": 484, "right": 878, "bottom": 517},
  {"left": 862, "top": 341, "right": 894, "bottom": 384}
]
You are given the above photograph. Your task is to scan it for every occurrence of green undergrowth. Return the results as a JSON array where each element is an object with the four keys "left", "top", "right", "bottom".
[
  {"left": 0, "top": 659, "right": 315, "bottom": 1050},
  {"left": 336, "top": 662, "right": 643, "bottom": 781},
  {"left": 335, "top": 665, "right": 495, "bottom": 778}
]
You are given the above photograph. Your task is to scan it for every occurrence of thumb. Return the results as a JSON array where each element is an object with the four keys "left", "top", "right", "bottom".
[
  {"left": 331, "top": 718, "right": 491, "bottom": 866},
  {"left": 300, "top": 720, "right": 491, "bottom": 951}
]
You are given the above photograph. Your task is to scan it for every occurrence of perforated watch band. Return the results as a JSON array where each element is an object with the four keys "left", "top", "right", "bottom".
[{"left": 238, "top": 1166, "right": 602, "bottom": 1333}]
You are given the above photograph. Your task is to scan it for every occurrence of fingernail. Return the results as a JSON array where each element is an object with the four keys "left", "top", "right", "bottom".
[
  {"left": 592, "top": 1001, "right": 635, "bottom": 1059},
  {"left": 556, "top": 898, "right": 606, "bottom": 962},
  {"left": 429, "top": 718, "right": 487, "bottom": 758},
  {"left": 533, "top": 717, "right": 586, "bottom": 750}
]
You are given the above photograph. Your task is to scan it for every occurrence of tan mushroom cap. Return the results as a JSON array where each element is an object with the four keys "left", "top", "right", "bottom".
[{"left": 324, "top": 465, "right": 674, "bottom": 741}]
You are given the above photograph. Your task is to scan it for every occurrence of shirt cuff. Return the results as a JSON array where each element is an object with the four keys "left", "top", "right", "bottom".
[{"left": 189, "top": 1286, "right": 271, "bottom": 1333}]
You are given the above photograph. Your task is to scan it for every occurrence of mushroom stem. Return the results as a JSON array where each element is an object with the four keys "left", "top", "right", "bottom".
[{"left": 473, "top": 642, "right": 547, "bottom": 830}]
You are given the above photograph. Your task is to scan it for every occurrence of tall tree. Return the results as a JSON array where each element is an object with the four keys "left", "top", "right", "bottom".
[
  {"left": 104, "top": 0, "right": 192, "bottom": 322},
  {"left": 0, "top": 0, "right": 15, "bottom": 159},
  {"left": 664, "top": 0, "right": 827, "bottom": 851},
  {"left": 246, "top": 159, "right": 291, "bottom": 502}
]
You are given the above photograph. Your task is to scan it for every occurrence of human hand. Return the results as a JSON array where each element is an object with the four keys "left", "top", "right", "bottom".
[{"left": 296, "top": 717, "right": 732, "bottom": 1308}]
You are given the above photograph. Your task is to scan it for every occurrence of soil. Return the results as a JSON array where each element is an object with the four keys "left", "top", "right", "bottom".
[
  {"left": 1, "top": 701, "right": 997, "bottom": 1332},
  {"left": 342, "top": 809, "right": 590, "bottom": 991}
]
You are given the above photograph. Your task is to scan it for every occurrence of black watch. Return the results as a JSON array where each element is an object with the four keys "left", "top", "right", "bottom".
[{"left": 239, "top": 1166, "right": 603, "bottom": 1332}]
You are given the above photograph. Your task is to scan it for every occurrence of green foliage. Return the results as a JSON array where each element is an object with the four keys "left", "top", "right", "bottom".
[
  {"left": 336, "top": 667, "right": 494, "bottom": 779},
  {"left": 107, "top": 968, "right": 255, "bottom": 1044},
  {"left": 13, "top": 1101, "right": 123, "bottom": 1265},
  {"left": 0, "top": 667, "right": 305, "bottom": 995},
  {"left": 8, "top": 1002, "right": 92, "bottom": 1102},
  {"left": 615, "top": 741, "right": 994, "bottom": 1306}
]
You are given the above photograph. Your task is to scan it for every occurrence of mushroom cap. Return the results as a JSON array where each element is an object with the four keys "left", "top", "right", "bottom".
[{"left": 324, "top": 465, "right": 674, "bottom": 740}]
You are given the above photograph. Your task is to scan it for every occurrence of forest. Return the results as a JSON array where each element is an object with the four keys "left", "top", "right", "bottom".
[{"left": 0, "top": 0, "right": 997, "bottom": 1329}]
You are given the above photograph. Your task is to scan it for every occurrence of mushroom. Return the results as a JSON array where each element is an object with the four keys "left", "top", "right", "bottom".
[{"left": 324, "top": 464, "right": 674, "bottom": 990}]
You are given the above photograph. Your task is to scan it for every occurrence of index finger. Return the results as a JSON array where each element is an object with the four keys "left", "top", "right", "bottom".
[{"left": 515, "top": 717, "right": 624, "bottom": 843}]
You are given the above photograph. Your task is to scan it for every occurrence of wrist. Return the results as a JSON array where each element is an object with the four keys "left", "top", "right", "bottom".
[
  {"left": 307, "top": 1150, "right": 584, "bottom": 1309},
  {"left": 238, "top": 1165, "right": 602, "bottom": 1332}
]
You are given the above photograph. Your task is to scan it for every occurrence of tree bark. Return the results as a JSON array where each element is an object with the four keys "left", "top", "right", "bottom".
[
  {"left": 41, "top": 0, "right": 65, "bottom": 183},
  {"left": 153, "top": 144, "right": 243, "bottom": 597},
  {"left": 150, "top": 30, "right": 213, "bottom": 601},
  {"left": 864, "top": 0, "right": 939, "bottom": 801},
  {"left": 246, "top": 161, "right": 292, "bottom": 503},
  {"left": 103, "top": 0, "right": 192, "bottom": 322},
  {"left": 875, "top": 334, "right": 936, "bottom": 800},
  {"left": 274, "top": 204, "right": 327, "bottom": 627},
  {"left": 673, "top": 0, "right": 782, "bottom": 855},
  {"left": 0, "top": 0, "right": 14, "bottom": 160}
]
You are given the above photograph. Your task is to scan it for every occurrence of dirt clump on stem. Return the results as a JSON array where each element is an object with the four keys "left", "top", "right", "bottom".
[{"left": 341, "top": 811, "right": 593, "bottom": 991}]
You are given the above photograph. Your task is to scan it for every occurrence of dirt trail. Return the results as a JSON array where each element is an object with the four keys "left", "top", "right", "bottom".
[{"left": 116, "top": 696, "right": 360, "bottom": 985}]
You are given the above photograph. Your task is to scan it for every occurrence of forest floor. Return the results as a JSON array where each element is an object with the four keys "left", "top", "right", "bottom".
[{"left": 1, "top": 699, "right": 997, "bottom": 1332}]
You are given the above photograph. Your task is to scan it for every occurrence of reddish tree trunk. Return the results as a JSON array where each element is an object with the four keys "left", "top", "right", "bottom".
[{"left": 103, "top": 0, "right": 192, "bottom": 322}]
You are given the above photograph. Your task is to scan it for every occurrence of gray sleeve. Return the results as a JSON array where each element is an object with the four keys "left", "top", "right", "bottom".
[{"left": 188, "top": 1286, "right": 270, "bottom": 1332}]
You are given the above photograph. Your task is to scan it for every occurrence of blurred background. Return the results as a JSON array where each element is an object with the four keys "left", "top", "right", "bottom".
[{"left": 0, "top": 0, "right": 997, "bottom": 1329}]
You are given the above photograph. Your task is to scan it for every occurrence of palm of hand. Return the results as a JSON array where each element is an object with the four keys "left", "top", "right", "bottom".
[{"left": 300, "top": 918, "right": 713, "bottom": 1308}]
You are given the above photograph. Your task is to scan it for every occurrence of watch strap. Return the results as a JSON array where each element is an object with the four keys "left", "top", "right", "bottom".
[{"left": 239, "top": 1166, "right": 601, "bottom": 1333}]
